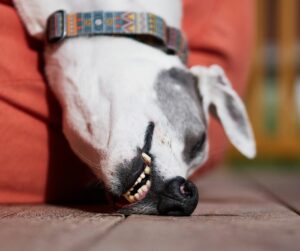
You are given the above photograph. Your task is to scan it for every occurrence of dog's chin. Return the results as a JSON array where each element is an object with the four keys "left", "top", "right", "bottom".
[{"left": 116, "top": 194, "right": 159, "bottom": 215}]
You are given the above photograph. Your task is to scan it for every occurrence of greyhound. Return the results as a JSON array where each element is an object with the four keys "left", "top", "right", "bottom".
[{"left": 13, "top": 0, "right": 256, "bottom": 215}]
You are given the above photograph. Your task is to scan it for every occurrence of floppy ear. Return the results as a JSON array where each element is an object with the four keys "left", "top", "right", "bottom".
[
  {"left": 191, "top": 65, "right": 256, "bottom": 159},
  {"left": 13, "top": 0, "right": 68, "bottom": 39}
]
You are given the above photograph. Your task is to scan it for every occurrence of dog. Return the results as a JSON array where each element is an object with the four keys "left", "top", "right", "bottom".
[{"left": 13, "top": 0, "right": 256, "bottom": 215}]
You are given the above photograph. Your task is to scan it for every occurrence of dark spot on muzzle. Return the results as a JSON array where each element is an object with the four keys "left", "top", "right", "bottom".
[{"left": 157, "top": 177, "right": 198, "bottom": 216}]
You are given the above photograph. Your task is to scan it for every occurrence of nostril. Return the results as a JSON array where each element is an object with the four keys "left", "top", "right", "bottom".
[
  {"left": 157, "top": 177, "right": 199, "bottom": 216},
  {"left": 179, "top": 181, "right": 195, "bottom": 197}
]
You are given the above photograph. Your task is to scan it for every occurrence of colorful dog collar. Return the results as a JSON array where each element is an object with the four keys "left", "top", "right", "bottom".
[{"left": 47, "top": 10, "right": 188, "bottom": 64}]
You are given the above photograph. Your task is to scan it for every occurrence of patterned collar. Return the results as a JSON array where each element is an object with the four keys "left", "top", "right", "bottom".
[{"left": 47, "top": 10, "right": 188, "bottom": 64}]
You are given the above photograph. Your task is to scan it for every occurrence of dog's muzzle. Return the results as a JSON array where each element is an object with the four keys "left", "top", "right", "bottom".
[{"left": 116, "top": 150, "right": 198, "bottom": 216}]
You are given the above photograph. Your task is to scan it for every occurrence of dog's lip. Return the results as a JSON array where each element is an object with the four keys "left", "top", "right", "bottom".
[
  {"left": 121, "top": 152, "right": 152, "bottom": 194},
  {"left": 122, "top": 158, "right": 146, "bottom": 195},
  {"left": 116, "top": 190, "right": 152, "bottom": 210}
]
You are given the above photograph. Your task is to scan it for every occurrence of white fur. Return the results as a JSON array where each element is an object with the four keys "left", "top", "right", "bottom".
[{"left": 13, "top": 0, "right": 255, "bottom": 194}]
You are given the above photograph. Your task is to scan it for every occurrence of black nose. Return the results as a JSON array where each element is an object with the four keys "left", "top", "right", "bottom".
[{"left": 157, "top": 176, "right": 199, "bottom": 216}]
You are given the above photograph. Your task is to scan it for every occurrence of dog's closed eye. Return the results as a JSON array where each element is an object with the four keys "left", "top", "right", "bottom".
[{"left": 190, "top": 133, "right": 206, "bottom": 160}]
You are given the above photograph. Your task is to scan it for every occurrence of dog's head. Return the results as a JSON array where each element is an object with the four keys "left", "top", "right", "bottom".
[{"left": 14, "top": 0, "right": 255, "bottom": 215}]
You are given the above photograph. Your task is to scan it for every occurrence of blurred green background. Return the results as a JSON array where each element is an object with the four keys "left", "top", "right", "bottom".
[{"left": 228, "top": 0, "right": 300, "bottom": 169}]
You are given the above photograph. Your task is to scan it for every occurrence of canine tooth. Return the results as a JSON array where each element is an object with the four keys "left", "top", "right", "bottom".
[
  {"left": 146, "top": 180, "right": 151, "bottom": 188},
  {"left": 123, "top": 194, "right": 131, "bottom": 203},
  {"left": 142, "top": 153, "right": 152, "bottom": 164},
  {"left": 134, "top": 193, "right": 140, "bottom": 200},
  {"left": 129, "top": 195, "right": 135, "bottom": 203},
  {"left": 144, "top": 166, "right": 151, "bottom": 175},
  {"left": 140, "top": 172, "right": 146, "bottom": 179}
]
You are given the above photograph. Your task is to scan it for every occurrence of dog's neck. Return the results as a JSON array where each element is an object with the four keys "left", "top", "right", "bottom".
[
  {"left": 88, "top": 0, "right": 183, "bottom": 29},
  {"left": 14, "top": 0, "right": 182, "bottom": 38}
]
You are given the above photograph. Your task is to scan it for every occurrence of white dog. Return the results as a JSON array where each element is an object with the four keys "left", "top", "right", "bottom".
[{"left": 13, "top": 0, "right": 255, "bottom": 215}]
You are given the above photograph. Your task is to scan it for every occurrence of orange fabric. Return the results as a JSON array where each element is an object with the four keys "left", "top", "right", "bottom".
[
  {"left": 0, "top": 2, "right": 97, "bottom": 203},
  {"left": 0, "top": 0, "right": 254, "bottom": 202}
]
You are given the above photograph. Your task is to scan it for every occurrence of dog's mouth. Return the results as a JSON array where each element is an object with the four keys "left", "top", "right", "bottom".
[{"left": 122, "top": 153, "right": 152, "bottom": 203}]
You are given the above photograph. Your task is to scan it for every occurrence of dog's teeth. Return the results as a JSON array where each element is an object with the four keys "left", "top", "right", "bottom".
[
  {"left": 129, "top": 195, "right": 135, "bottom": 203},
  {"left": 144, "top": 166, "right": 151, "bottom": 175},
  {"left": 134, "top": 193, "right": 140, "bottom": 200},
  {"left": 123, "top": 194, "right": 130, "bottom": 202},
  {"left": 142, "top": 153, "right": 152, "bottom": 164},
  {"left": 141, "top": 185, "right": 148, "bottom": 192},
  {"left": 123, "top": 158, "right": 153, "bottom": 203},
  {"left": 146, "top": 180, "right": 151, "bottom": 188}
]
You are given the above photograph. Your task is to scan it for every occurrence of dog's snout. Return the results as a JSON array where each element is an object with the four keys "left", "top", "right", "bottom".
[{"left": 157, "top": 177, "right": 198, "bottom": 216}]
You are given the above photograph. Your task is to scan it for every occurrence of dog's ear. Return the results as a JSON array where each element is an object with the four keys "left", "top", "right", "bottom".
[
  {"left": 13, "top": 0, "right": 68, "bottom": 39},
  {"left": 191, "top": 65, "right": 256, "bottom": 159}
]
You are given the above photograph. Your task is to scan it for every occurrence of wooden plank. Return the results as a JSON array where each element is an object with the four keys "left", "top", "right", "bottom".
[
  {"left": 0, "top": 205, "right": 124, "bottom": 251},
  {"left": 84, "top": 214, "right": 300, "bottom": 251},
  {"left": 80, "top": 169, "right": 300, "bottom": 251},
  {"left": 0, "top": 169, "right": 298, "bottom": 251},
  {"left": 249, "top": 170, "right": 300, "bottom": 214},
  {"left": 0, "top": 205, "right": 30, "bottom": 218},
  {"left": 194, "top": 169, "right": 272, "bottom": 204},
  {"left": 193, "top": 169, "right": 296, "bottom": 217}
]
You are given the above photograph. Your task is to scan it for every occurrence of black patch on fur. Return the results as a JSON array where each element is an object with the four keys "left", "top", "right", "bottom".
[
  {"left": 142, "top": 122, "right": 155, "bottom": 153},
  {"left": 155, "top": 68, "right": 207, "bottom": 165},
  {"left": 189, "top": 133, "right": 206, "bottom": 160}
]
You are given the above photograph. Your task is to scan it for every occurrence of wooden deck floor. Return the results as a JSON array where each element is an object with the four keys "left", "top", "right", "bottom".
[{"left": 0, "top": 168, "right": 299, "bottom": 251}]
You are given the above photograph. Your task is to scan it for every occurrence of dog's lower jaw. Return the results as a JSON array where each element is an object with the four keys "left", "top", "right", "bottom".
[
  {"left": 117, "top": 176, "right": 199, "bottom": 216},
  {"left": 118, "top": 196, "right": 159, "bottom": 215}
]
